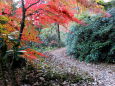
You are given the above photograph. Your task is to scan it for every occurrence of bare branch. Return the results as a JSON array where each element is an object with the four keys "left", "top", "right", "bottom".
[{"left": 26, "top": 0, "right": 40, "bottom": 10}]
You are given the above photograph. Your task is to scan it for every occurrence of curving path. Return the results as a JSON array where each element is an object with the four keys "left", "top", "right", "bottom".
[{"left": 44, "top": 48, "right": 115, "bottom": 86}]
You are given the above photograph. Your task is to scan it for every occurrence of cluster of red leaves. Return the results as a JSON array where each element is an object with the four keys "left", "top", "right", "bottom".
[
  {"left": 21, "top": 48, "right": 47, "bottom": 60},
  {"left": 0, "top": 1, "right": 13, "bottom": 15},
  {"left": 14, "top": 0, "right": 88, "bottom": 28},
  {"left": 25, "top": 0, "right": 110, "bottom": 27},
  {"left": 28, "top": 0, "right": 85, "bottom": 27}
]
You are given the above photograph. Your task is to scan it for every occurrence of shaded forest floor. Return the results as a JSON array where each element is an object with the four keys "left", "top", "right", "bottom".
[
  {"left": 0, "top": 48, "right": 114, "bottom": 86},
  {"left": 44, "top": 48, "right": 115, "bottom": 86}
]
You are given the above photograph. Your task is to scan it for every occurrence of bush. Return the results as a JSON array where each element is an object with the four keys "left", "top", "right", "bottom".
[{"left": 66, "top": 8, "right": 115, "bottom": 63}]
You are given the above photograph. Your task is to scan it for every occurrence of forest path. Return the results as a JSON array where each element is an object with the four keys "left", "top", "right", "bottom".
[{"left": 44, "top": 48, "right": 115, "bottom": 86}]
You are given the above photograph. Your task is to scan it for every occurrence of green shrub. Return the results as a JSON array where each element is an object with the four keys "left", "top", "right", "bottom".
[{"left": 66, "top": 8, "right": 115, "bottom": 63}]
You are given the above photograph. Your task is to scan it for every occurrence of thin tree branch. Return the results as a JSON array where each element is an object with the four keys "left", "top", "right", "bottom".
[{"left": 26, "top": 0, "right": 40, "bottom": 10}]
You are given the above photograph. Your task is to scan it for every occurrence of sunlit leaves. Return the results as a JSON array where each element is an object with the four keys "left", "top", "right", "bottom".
[{"left": 21, "top": 26, "right": 41, "bottom": 43}]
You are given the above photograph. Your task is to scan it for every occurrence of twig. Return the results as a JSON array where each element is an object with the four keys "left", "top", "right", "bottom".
[{"left": 26, "top": 0, "right": 40, "bottom": 10}]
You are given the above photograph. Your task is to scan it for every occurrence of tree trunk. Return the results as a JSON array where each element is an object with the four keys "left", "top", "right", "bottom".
[
  {"left": 56, "top": 23, "right": 61, "bottom": 47},
  {"left": 18, "top": 0, "right": 26, "bottom": 40}
]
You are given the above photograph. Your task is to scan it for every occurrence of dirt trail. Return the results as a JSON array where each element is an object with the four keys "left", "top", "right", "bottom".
[{"left": 45, "top": 48, "right": 115, "bottom": 86}]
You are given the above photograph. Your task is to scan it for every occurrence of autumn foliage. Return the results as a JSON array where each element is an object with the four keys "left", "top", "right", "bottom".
[{"left": 0, "top": 0, "right": 110, "bottom": 60}]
